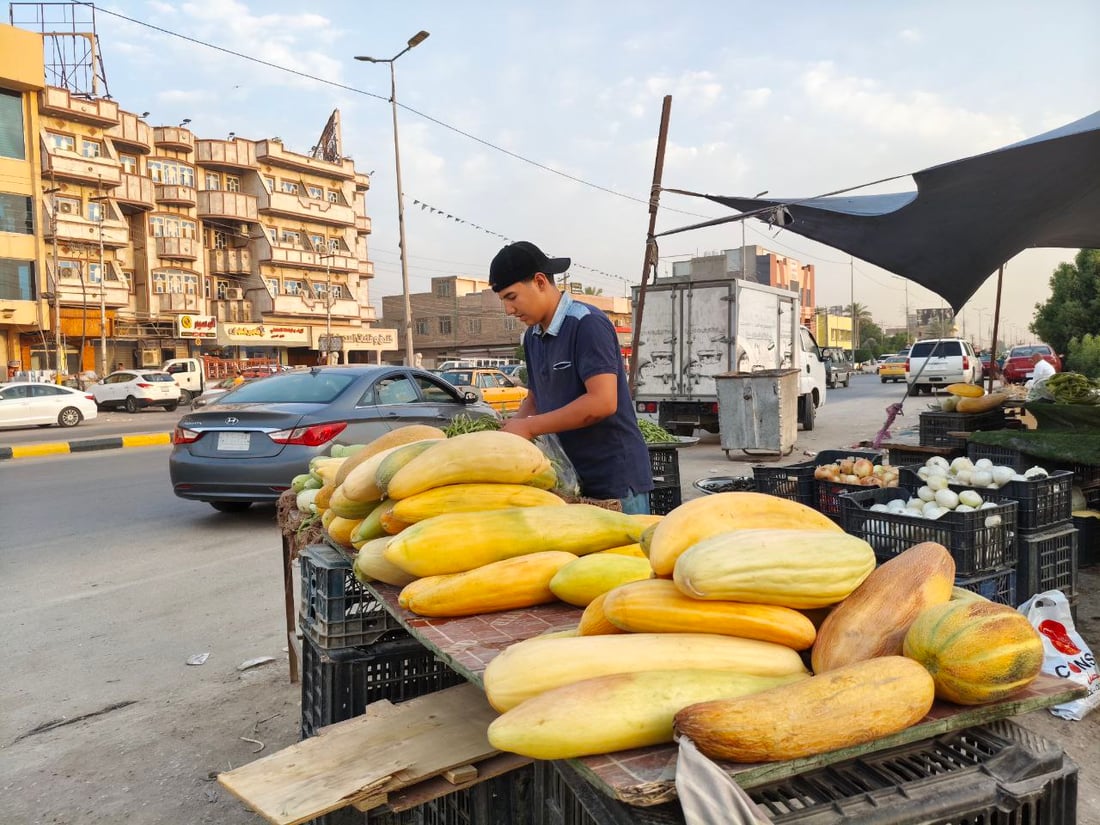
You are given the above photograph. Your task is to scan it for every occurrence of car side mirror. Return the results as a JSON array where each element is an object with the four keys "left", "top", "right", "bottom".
[{"left": 462, "top": 390, "right": 480, "bottom": 404}]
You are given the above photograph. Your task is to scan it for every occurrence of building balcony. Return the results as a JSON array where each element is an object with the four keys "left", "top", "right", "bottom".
[
  {"left": 195, "top": 139, "right": 257, "bottom": 171},
  {"left": 212, "top": 298, "right": 255, "bottom": 323},
  {"left": 257, "top": 189, "right": 355, "bottom": 226},
  {"left": 152, "top": 126, "right": 194, "bottom": 153},
  {"left": 154, "top": 236, "right": 200, "bottom": 261},
  {"left": 196, "top": 190, "right": 258, "bottom": 222},
  {"left": 114, "top": 172, "right": 156, "bottom": 212},
  {"left": 52, "top": 261, "right": 131, "bottom": 308},
  {"left": 42, "top": 206, "right": 130, "bottom": 248},
  {"left": 354, "top": 171, "right": 371, "bottom": 192},
  {"left": 155, "top": 292, "right": 203, "bottom": 313},
  {"left": 355, "top": 215, "right": 372, "bottom": 235},
  {"left": 208, "top": 248, "right": 252, "bottom": 276},
  {"left": 263, "top": 291, "right": 361, "bottom": 321},
  {"left": 154, "top": 184, "right": 197, "bottom": 207},
  {"left": 358, "top": 259, "right": 374, "bottom": 277},
  {"left": 107, "top": 112, "right": 153, "bottom": 153},
  {"left": 254, "top": 139, "right": 354, "bottom": 180},
  {"left": 38, "top": 86, "right": 119, "bottom": 127},
  {"left": 41, "top": 150, "right": 122, "bottom": 187},
  {"left": 260, "top": 246, "right": 356, "bottom": 272}
]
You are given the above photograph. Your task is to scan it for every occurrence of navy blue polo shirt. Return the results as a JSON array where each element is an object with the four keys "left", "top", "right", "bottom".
[{"left": 524, "top": 293, "right": 653, "bottom": 500}]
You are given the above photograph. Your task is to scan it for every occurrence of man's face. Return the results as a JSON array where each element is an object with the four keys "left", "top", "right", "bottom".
[{"left": 498, "top": 274, "right": 551, "bottom": 327}]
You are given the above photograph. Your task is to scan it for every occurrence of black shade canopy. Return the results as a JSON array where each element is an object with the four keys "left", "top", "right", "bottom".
[{"left": 667, "top": 111, "right": 1100, "bottom": 311}]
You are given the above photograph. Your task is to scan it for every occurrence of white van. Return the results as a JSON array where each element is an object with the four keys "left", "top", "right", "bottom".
[{"left": 905, "top": 338, "right": 980, "bottom": 395}]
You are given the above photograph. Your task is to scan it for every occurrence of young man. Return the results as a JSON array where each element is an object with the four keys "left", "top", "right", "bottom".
[{"left": 490, "top": 241, "right": 653, "bottom": 514}]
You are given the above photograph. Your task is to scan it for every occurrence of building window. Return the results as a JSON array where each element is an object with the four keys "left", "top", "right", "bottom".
[
  {"left": 284, "top": 279, "right": 302, "bottom": 295},
  {"left": 47, "top": 132, "right": 75, "bottom": 152},
  {"left": 148, "top": 159, "right": 195, "bottom": 187},
  {"left": 225, "top": 175, "right": 241, "bottom": 192},
  {"left": 280, "top": 180, "right": 299, "bottom": 195},
  {"left": 88, "top": 262, "right": 102, "bottom": 284},
  {"left": 205, "top": 171, "right": 220, "bottom": 190},
  {"left": 438, "top": 317, "right": 452, "bottom": 335},
  {"left": 504, "top": 317, "right": 519, "bottom": 331},
  {"left": 0, "top": 258, "right": 35, "bottom": 300},
  {"left": 216, "top": 280, "right": 228, "bottom": 299},
  {"left": 183, "top": 273, "right": 198, "bottom": 294},
  {"left": 466, "top": 318, "right": 482, "bottom": 334},
  {"left": 86, "top": 201, "right": 103, "bottom": 223},
  {"left": 415, "top": 319, "right": 429, "bottom": 336},
  {"left": 263, "top": 176, "right": 275, "bottom": 193},
  {"left": 326, "top": 190, "right": 339, "bottom": 203},
  {"left": 0, "top": 193, "right": 33, "bottom": 234},
  {"left": 148, "top": 215, "right": 196, "bottom": 238},
  {"left": 81, "top": 139, "right": 103, "bottom": 158},
  {"left": 329, "top": 238, "right": 341, "bottom": 253},
  {"left": 0, "top": 91, "right": 26, "bottom": 160},
  {"left": 120, "top": 153, "right": 137, "bottom": 174},
  {"left": 212, "top": 230, "right": 228, "bottom": 249},
  {"left": 264, "top": 225, "right": 277, "bottom": 244},
  {"left": 279, "top": 229, "right": 300, "bottom": 246},
  {"left": 435, "top": 280, "right": 453, "bottom": 298},
  {"left": 329, "top": 284, "right": 344, "bottom": 299},
  {"left": 311, "top": 282, "right": 328, "bottom": 298},
  {"left": 309, "top": 234, "right": 325, "bottom": 252},
  {"left": 307, "top": 185, "right": 323, "bottom": 199},
  {"left": 153, "top": 272, "right": 167, "bottom": 293},
  {"left": 264, "top": 277, "right": 279, "bottom": 296}
]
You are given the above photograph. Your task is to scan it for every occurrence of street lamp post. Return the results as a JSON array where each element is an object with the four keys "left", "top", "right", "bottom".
[
  {"left": 92, "top": 177, "right": 107, "bottom": 377},
  {"left": 45, "top": 186, "right": 64, "bottom": 380},
  {"left": 318, "top": 250, "right": 336, "bottom": 364},
  {"left": 356, "top": 30, "right": 429, "bottom": 368}
]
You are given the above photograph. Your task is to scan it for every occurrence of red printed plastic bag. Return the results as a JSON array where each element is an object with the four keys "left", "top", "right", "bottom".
[{"left": 1018, "top": 589, "right": 1100, "bottom": 721}]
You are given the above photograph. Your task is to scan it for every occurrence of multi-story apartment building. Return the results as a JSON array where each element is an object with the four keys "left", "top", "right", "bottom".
[
  {"left": 380, "top": 275, "right": 633, "bottom": 368},
  {"left": 670, "top": 245, "right": 816, "bottom": 326},
  {"left": 1, "top": 22, "right": 389, "bottom": 376}
]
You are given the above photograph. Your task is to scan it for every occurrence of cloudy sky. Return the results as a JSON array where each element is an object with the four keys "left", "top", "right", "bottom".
[{"left": 31, "top": 1, "right": 1099, "bottom": 345}]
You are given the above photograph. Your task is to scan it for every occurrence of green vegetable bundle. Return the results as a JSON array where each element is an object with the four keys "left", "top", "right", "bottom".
[
  {"left": 444, "top": 414, "right": 503, "bottom": 437},
  {"left": 637, "top": 418, "right": 678, "bottom": 444},
  {"left": 1044, "top": 372, "right": 1100, "bottom": 405}
]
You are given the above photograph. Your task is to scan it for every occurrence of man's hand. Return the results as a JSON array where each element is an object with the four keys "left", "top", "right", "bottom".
[{"left": 501, "top": 415, "right": 539, "bottom": 440}]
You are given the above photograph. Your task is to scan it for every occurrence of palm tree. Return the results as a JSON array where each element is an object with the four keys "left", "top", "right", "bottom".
[
  {"left": 582, "top": 286, "right": 604, "bottom": 296},
  {"left": 845, "top": 302, "right": 874, "bottom": 351}
]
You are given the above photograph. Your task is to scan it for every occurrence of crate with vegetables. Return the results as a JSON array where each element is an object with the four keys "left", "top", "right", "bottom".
[{"left": 250, "top": 423, "right": 1083, "bottom": 824}]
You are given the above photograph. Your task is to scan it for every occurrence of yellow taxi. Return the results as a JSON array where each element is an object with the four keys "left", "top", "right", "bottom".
[
  {"left": 439, "top": 368, "right": 528, "bottom": 414},
  {"left": 878, "top": 355, "right": 908, "bottom": 383}
]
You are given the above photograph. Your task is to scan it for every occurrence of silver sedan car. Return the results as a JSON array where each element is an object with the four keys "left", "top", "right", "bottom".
[{"left": 169, "top": 365, "right": 499, "bottom": 512}]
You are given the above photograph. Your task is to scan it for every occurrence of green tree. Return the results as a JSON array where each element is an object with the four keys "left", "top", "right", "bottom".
[
  {"left": 845, "top": 302, "right": 874, "bottom": 350},
  {"left": 925, "top": 317, "right": 956, "bottom": 339},
  {"left": 1031, "top": 249, "right": 1100, "bottom": 357},
  {"left": 1067, "top": 333, "right": 1100, "bottom": 378}
]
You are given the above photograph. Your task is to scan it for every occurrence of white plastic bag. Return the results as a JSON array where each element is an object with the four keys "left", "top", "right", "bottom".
[{"left": 1018, "top": 589, "right": 1100, "bottom": 721}]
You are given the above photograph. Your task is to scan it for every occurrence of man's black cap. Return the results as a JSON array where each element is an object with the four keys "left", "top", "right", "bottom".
[{"left": 489, "top": 241, "right": 570, "bottom": 292}]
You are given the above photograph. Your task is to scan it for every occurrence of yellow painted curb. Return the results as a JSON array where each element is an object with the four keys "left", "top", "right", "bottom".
[
  {"left": 11, "top": 442, "right": 71, "bottom": 458},
  {"left": 121, "top": 433, "right": 173, "bottom": 448}
]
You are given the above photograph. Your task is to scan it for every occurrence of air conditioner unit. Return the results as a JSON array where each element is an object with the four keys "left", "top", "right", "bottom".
[
  {"left": 141, "top": 350, "right": 160, "bottom": 367},
  {"left": 226, "top": 288, "right": 244, "bottom": 300},
  {"left": 58, "top": 201, "right": 75, "bottom": 215}
]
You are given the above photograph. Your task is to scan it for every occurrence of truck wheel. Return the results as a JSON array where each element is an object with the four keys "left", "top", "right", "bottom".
[
  {"left": 843, "top": 374, "right": 850, "bottom": 387},
  {"left": 908, "top": 384, "right": 921, "bottom": 397},
  {"left": 881, "top": 377, "right": 887, "bottom": 384},
  {"left": 179, "top": 389, "right": 192, "bottom": 405},
  {"left": 800, "top": 393, "right": 815, "bottom": 431},
  {"left": 670, "top": 424, "right": 694, "bottom": 437},
  {"left": 125, "top": 395, "right": 140, "bottom": 414}
]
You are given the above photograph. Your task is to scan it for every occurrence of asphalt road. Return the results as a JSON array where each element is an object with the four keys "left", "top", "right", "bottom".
[{"left": 0, "top": 406, "right": 184, "bottom": 447}]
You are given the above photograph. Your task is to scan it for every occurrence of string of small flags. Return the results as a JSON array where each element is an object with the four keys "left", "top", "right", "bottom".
[{"left": 411, "top": 198, "right": 631, "bottom": 285}]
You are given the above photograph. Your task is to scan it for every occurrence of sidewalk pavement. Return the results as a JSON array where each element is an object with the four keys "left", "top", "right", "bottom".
[{"left": 0, "top": 432, "right": 172, "bottom": 460}]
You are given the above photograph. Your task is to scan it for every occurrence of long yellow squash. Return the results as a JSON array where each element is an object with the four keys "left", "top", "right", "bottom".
[
  {"left": 673, "top": 529, "right": 875, "bottom": 609},
  {"left": 398, "top": 551, "right": 577, "bottom": 617},
  {"left": 483, "top": 632, "right": 809, "bottom": 711},
  {"left": 352, "top": 537, "right": 416, "bottom": 587},
  {"left": 341, "top": 444, "right": 408, "bottom": 503},
  {"left": 488, "top": 669, "right": 808, "bottom": 759},
  {"left": 390, "top": 483, "right": 565, "bottom": 524},
  {"left": 334, "top": 425, "right": 446, "bottom": 486},
  {"left": 385, "top": 430, "right": 556, "bottom": 499},
  {"left": 648, "top": 492, "right": 842, "bottom": 576},
  {"left": 327, "top": 485, "right": 379, "bottom": 519},
  {"left": 384, "top": 504, "right": 645, "bottom": 577},
  {"left": 350, "top": 499, "right": 398, "bottom": 546},
  {"left": 577, "top": 591, "right": 624, "bottom": 636},
  {"left": 548, "top": 554, "right": 653, "bottom": 607},
  {"left": 603, "top": 579, "right": 817, "bottom": 650}
]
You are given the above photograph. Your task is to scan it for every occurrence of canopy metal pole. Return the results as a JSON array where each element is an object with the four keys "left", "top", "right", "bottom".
[
  {"left": 628, "top": 95, "right": 672, "bottom": 395},
  {"left": 987, "top": 264, "right": 1005, "bottom": 393}
]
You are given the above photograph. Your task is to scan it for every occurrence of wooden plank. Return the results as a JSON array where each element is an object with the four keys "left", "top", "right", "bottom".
[
  {"left": 350, "top": 792, "right": 387, "bottom": 813},
  {"left": 217, "top": 684, "right": 498, "bottom": 825},
  {"left": 444, "top": 765, "right": 479, "bottom": 784},
  {"left": 386, "top": 753, "right": 533, "bottom": 813}
]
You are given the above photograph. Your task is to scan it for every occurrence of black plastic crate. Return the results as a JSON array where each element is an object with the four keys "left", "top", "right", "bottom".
[
  {"left": 886, "top": 443, "right": 963, "bottom": 467},
  {"left": 649, "top": 484, "right": 681, "bottom": 516},
  {"left": 967, "top": 441, "right": 1024, "bottom": 467},
  {"left": 647, "top": 444, "right": 681, "bottom": 488},
  {"left": 747, "top": 719, "right": 1077, "bottom": 825},
  {"left": 969, "top": 442, "right": 1100, "bottom": 491},
  {"left": 300, "top": 545, "right": 405, "bottom": 649},
  {"left": 1017, "top": 522, "right": 1079, "bottom": 606},
  {"left": 301, "top": 636, "right": 467, "bottom": 739},
  {"left": 919, "top": 408, "right": 1005, "bottom": 448},
  {"left": 1075, "top": 513, "right": 1099, "bottom": 567},
  {"left": 955, "top": 567, "right": 1018, "bottom": 606},
  {"left": 532, "top": 761, "right": 683, "bottom": 825},
  {"left": 752, "top": 449, "right": 881, "bottom": 508},
  {"left": 839, "top": 487, "right": 1018, "bottom": 576},
  {"left": 952, "top": 470, "right": 1074, "bottom": 532}
]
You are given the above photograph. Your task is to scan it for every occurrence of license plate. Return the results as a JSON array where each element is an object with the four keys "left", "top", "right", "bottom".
[{"left": 217, "top": 431, "right": 251, "bottom": 451}]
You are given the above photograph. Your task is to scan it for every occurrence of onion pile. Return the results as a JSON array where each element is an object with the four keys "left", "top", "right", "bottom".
[
  {"left": 813, "top": 457, "right": 900, "bottom": 488},
  {"left": 915, "top": 456, "right": 1048, "bottom": 490}
]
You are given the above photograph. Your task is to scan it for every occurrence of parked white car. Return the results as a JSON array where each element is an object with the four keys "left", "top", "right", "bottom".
[
  {"left": 0, "top": 382, "right": 99, "bottom": 429},
  {"left": 905, "top": 338, "right": 981, "bottom": 395},
  {"left": 88, "top": 370, "right": 182, "bottom": 413}
]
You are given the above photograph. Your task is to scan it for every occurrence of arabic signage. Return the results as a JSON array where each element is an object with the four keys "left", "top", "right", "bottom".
[
  {"left": 223, "top": 323, "right": 310, "bottom": 345},
  {"left": 312, "top": 327, "right": 399, "bottom": 351},
  {"left": 178, "top": 314, "right": 217, "bottom": 339}
]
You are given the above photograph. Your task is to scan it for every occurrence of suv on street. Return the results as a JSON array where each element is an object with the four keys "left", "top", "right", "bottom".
[
  {"left": 821, "top": 348, "right": 854, "bottom": 388},
  {"left": 905, "top": 338, "right": 980, "bottom": 395}
]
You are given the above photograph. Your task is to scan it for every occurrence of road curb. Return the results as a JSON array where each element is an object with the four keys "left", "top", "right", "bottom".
[{"left": 0, "top": 432, "right": 172, "bottom": 460}]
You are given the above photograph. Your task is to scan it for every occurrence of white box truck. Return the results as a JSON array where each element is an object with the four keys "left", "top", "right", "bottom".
[{"left": 632, "top": 275, "right": 827, "bottom": 434}]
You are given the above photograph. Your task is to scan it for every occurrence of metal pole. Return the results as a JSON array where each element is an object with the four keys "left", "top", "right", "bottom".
[
  {"left": 326, "top": 254, "right": 333, "bottom": 364},
  {"left": 904, "top": 280, "right": 911, "bottom": 344},
  {"left": 390, "top": 61, "right": 416, "bottom": 367},
  {"left": 627, "top": 95, "right": 672, "bottom": 395},
  {"left": 49, "top": 193, "right": 63, "bottom": 380},
  {"left": 988, "top": 265, "right": 1005, "bottom": 393},
  {"left": 849, "top": 257, "right": 856, "bottom": 357},
  {"left": 98, "top": 179, "right": 107, "bottom": 378}
]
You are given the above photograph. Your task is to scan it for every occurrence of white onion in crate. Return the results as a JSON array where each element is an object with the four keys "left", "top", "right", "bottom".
[
  {"left": 955, "top": 504, "right": 975, "bottom": 513},
  {"left": 887, "top": 498, "right": 908, "bottom": 513},
  {"left": 935, "top": 488, "right": 960, "bottom": 509},
  {"left": 928, "top": 456, "right": 950, "bottom": 470},
  {"left": 955, "top": 469, "right": 973, "bottom": 485},
  {"left": 870, "top": 503, "right": 890, "bottom": 513},
  {"left": 922, "top": 500, "right": 943, "bottom": 516},
  {"left": 918, "top": 485, "right": 936, "bottom": 502},
  {"left": 991, "top": 466, "right": 1015, "bottom": 486},
  {"left": 928, "top": 474, "right": 949, "bottom": 492},
  {"left": 924, "top": 506, "right": 949, "bottom": 520},
  {"left": 974, "top": 458, "right": 994, "bottom": 470},
  {"left": 958, "top": 490, "right": 984, "bottom": 509},
  {"left": 907, "top": 498, "right": 925, "bottom": 512},
  {"left": 984, "top": 514, "right": 1003, "bottom": 528},
  {"left": 1024, "top": 466, "right": 1049, "bottom": 479},
  {"left": 971, "top": 470, "right": 994, "bottom": 488},
  {"left": 917, "top": 467, "right": 931, "bottom": 481},
  {"left": 979, "top": 501, "right": 998, "bottom": 510},
  {"left": 950, "top": 457, "right": 974, "bottom": 474}
]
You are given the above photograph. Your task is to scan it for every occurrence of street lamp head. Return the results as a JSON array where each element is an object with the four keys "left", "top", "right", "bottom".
[
  {"left": 354, "top": 55, "right": 381, "bottom": 63},
  {"left": 407, "top": 30, "right": 430, "bottom": 48}
]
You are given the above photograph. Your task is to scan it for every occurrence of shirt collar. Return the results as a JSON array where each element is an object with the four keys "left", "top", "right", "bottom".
[{"left": 537, "top": 291, "right": 574, "bottom": 337}]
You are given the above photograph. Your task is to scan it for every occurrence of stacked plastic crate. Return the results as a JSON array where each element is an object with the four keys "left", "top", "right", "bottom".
[
  {"left": 752, "top": 449, "right": 882, "bottom": 522},
  {"left": 966, "top": 445, "right": 1082, "bottom": 609},
  {"left": 647, "top": 443, "right": 682, "bottom": 516}
]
